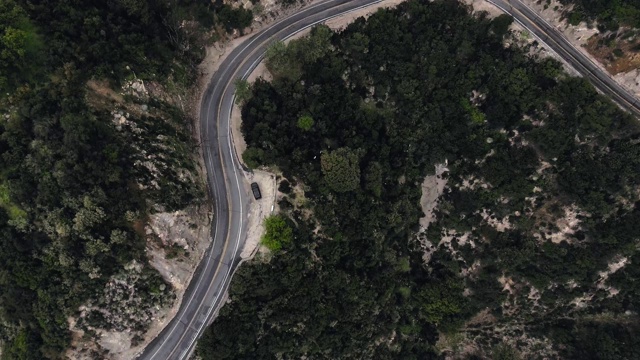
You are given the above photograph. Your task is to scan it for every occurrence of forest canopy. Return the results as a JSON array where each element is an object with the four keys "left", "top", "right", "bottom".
[
  {"left": 0, "top": 0, "right": 254, "bottom": 358},
  {"left": 197, "top": 1, "right": 640, "bottom": 359}
]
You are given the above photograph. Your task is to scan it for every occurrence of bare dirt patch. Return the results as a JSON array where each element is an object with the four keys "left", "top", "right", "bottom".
[
  {"left": 121, "top": 207, "right": 211, "bottom": 360},
  {"left": 419, "top": 163, "right": 449, "bottom": 230},
  {"left": 614, "top": 68, "right": 640, "bottom": 96},
  {"left": 87, "top": 79, "right": 125, "bottom": 103},
  {"left": 416, "top": 163, "right": 449, "bottom": 264},
  {"left": 584, "top": 30, "right": 640, "bottom": 95},
  {"left": 529, "top": 200, "right": 589, "bottom": 245},
  {"left": 465, "top": 308, "right": 497, "bottom": 328},
  {"left": 547, "top": 205, "right": 586, "bottom": 244},
  {"left": 231, "top": 67, "right": 277, "bottom": 261},
  {"left": 86, "top": 79, "right": 146, "bottom": 119},
  {"left": 585, "top": 31, "right": 640, "bottom": 75},
  {"left": 480, "top": 208, "right": 513, "bottom": 232},
  {"left": 572, "top": 256, "right": 628, "bottom": 308},
  {"left": 241, "top": 170, "right": 277, "bottom": 259},
  {"left": 146, "top": 206, "right": 212, "bottom": 289}
]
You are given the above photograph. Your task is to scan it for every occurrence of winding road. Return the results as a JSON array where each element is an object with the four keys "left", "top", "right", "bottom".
[
  {"left": 491, "top": 0, "right": 640, "bottom": 117},
  {"left": 137, "top": 0, "right": 640, "bottom": 359},
  {"left": 137, "top": 1, "right": 383, "bottom": 359}
]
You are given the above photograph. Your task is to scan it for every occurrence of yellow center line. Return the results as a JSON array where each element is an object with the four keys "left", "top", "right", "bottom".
[
  {"left": 162, "top": 1, "right": 387, "bottom": 358},
  {"left": 163, "top": 11, "right": 312, "bottom": 359}
]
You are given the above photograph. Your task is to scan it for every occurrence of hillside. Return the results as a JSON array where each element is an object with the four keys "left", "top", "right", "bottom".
[
  {"left": 0, "top": 0, "right": 258, "bottom": 358},
  {"left": 196, "top": 1, "right": 640, "bottom": 359}
]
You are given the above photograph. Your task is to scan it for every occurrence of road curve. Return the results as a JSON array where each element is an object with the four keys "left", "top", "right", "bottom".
[
  {"left": 136, "top": 1, "right": 382, "bottom": 359},
  {"left": 490, "top": 0, "right": 640, "bottom": 117},
  {"left": 138, "top": 0, "right": 640, "bottom": 359}
]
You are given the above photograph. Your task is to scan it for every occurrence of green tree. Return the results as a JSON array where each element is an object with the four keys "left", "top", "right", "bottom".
[
  {"left": 0, "top": 0, "right": 43, "bottom": 91},
  {"left": 293, "top": 24, "right": 332, "bottom": 64},
  {"left": 364, "top": 161, "right": 383, "bottom": 197},
  {"left": 264, "top": 25, "right": 333, "bottom": 80},
  {"left": 297, "top": 115, "right": 314, "bottom": 131},
  {"left": 242, "top": 147, "right": 264, "bottom": 169},
  {"left": 264, "top": 41, "right": 291, "bottom": 78},
  {"left": 261, "top": 215, "right": 293, "bottom": 251},
  {"left": 1, "top": 27, "right": 27, "bottom": 61},
  {"left": 490, "top": 14, "right": 513, "bottom": 38},
  {"left": 492, "top": 343, "right": 521, "bottom": 360},
  {"left": 1, "top": 328, "right": 28, "bottom": 360},
  {"left": 320, "top": 147, "right": 361, "bottom": 192},
  {"left": 234, "top": 78, "right": 251, "bottom": 105}
]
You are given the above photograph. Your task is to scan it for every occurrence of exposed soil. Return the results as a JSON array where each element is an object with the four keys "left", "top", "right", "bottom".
[
  {"left": 614, "top": 68, "right": 640, "bottom": 96},
  {"left": 584, "top": 30, "right": 640, "bottom": 95},
  {"left": 86, "top": 79, "right": 145, "bottom": 118},
  {"left": 480, "top": 208, "right": 513, "bottom": 232},
  {"left": 230, "top": 101, "right": 249, "bottom": 163},
  {"left": 232, "top": 64, "right": 276, "bottom": 260},
  {"left": 585, "top": 31, "right": 640, "bottom": 75},
  {"left": 66, "top": 206, "right": 212, "bottom": 360},
  {"left": 547, "top": 205, "right": 584, "bottom": 244},
  {"left": 419, "top": 163, "right": 449, "bottom": 230},
  {"left": 571, "top": 256, "right": 628, "bottom": 308},
  {"left": 240, "top": 170, "right": 278, "bottom": 259}
]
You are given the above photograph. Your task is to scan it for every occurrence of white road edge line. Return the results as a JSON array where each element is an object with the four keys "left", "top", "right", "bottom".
[
  {"left": 144, "top": 2, "right": 343, "bottom": 357},
  {"left": 177, "top": 0, "right": 384, "bottom": 359},
  {"left": 486, "top": 0, "right": 570, "bottom": 71}
]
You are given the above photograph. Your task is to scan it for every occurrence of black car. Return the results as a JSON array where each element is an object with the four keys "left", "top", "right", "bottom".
[{"left": 251, "top": 182, "right": 262, "bottom": 200}]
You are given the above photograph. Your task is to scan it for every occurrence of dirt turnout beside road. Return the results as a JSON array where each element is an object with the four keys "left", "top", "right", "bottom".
[{"left": 232, "top": 0, "right": 409, "bottom": 259}]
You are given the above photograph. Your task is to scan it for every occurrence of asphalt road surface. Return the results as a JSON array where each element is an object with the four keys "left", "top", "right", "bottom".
[
  {"left": 136, "top": 1, "right": 382, "bottom": 359},
  {"left": 490, "top": 0, "right": 640, "bottom": 117},
  {"left": 137, "top": 0, "right": 640, "bottom": 359}
]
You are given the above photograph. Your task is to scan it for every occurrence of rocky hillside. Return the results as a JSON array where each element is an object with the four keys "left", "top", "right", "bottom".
[{"left": 0, "top": 0, "right": 277, "bottom": 358}]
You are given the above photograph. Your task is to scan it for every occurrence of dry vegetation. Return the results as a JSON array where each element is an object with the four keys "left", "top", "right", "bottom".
[{"left": 585, "top": 30, "right": 640, "bottom": 75}]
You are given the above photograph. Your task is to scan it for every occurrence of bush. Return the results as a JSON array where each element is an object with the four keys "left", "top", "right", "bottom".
[
  {"left": 261, "top": 215, "right": 292, "bottom": 251},
  {"left": 242, "top": 147, "right": 265, "bottom": 169},
  {"left": 320, "top": 147, "right": 361, "bottom": 192},
  {"left": 297, "top": 115, "right": 314, "bottom": 131}
]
